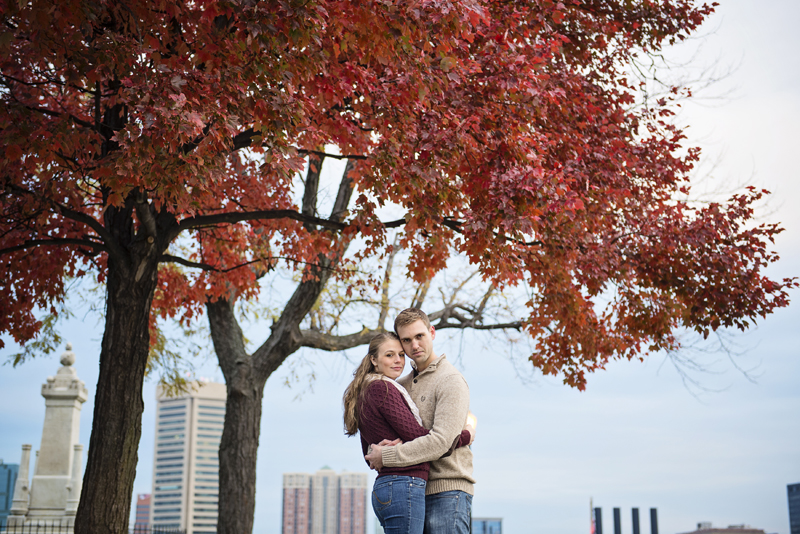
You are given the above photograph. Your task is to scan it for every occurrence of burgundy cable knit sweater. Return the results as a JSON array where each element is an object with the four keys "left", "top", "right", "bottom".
[{"left": 358, "top": 379, "right": 470, "bottom": 480}]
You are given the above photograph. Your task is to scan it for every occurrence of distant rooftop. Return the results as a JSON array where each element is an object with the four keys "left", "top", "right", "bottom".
[{"left": 678, "top": 524, "right": 766, "bottom": 534}]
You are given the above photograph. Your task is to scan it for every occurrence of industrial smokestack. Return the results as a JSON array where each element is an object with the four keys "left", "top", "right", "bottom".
[{"left": 650, "top": 508, "right": 659, "bottom": 534}]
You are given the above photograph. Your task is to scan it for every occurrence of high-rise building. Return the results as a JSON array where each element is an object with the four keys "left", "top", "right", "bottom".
[
  {"left": 789, "top": 483, "right": 800, "bottom": 534},
  {"left": 133, "top": 493, "right": 151, "bottom": 532},
  {"left": 150, "top": 381, "right": 226, "bottom": 534},
  {"left": 282, "top": 468, "right": 368, "bottom": 534},
  {"left": 472, "top": 517, "right": 503, "bottom": 534},
  {"left": 0, "top": 461, "right": 19, "bottom": 525},
  {"left": 338, "top": 473, "right": 367, "bottom": 534},
  {"left": 283, "top": 473, "right": 312, "bottom": 534},
  {"left": 312, "top": 467, "right": 340, "bottom": 534}
]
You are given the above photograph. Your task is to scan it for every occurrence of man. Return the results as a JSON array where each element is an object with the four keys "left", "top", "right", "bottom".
[{"left": 365, "top": 308, "right": 475, "bottom": 534}]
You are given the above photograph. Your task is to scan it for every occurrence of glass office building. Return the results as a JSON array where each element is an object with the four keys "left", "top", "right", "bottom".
[{"left": 151, "top": 382, "right": 226, "bottom": 534}]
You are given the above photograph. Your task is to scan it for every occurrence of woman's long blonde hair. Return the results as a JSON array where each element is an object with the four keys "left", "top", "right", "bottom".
[{"left": 343, "top": 332, "right": 399, "bottom": 436}]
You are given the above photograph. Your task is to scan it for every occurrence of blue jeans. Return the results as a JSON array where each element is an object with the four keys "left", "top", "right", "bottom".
[
  {"left": 424, "top": 490, "right": 472, "bottom": 534},
  {"left": 372, "top": 475, "right": 427, "bottom": 534}
]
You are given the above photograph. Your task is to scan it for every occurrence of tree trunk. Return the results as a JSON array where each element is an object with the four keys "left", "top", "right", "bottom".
[
  {"left": 212, "top": 164, "right": 355, "bottom": 533},
  {"left": 74, "top": 254, "right": 159, "bottom": 534},
  {"left": 218, "top": 378, "right": 265, "bottom": 534},
  {"left": 207, "top": 298, "right": 267, "bottom": 534}
]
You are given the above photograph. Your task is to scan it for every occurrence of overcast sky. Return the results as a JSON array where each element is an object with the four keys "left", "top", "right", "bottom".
[{"left": 1, "top": 1, "right": 798, "bottom": 534}]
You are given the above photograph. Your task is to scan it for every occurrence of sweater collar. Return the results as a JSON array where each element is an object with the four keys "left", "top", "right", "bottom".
[{"left": 412, "top": 353, "right": 446, "bottom": 377}]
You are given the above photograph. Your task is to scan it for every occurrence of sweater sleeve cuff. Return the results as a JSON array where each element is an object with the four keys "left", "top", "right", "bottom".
[{"left": 382, "top": 445, "right": 399, "bottom": 468}]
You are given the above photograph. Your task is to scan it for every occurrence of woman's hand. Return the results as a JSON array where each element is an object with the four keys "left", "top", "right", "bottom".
[
  {"left": 464, "top": 424, "right": 475, "bottom": 445},
  {"left": 464, "top": 411, "right": 477, "bottom": 445}
]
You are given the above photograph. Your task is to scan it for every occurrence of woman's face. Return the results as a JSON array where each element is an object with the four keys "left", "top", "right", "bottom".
[{"left": 371, "top": 339, "right": 406, "bottom": 380}]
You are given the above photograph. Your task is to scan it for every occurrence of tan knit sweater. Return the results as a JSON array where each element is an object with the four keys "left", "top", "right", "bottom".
[{"left": 381, "top": 354, "right": 475, "bottom": 496}]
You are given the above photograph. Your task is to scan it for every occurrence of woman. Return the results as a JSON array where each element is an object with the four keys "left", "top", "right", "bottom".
[{"left": 343, "top": 332, "right": 473, "bottom": 534}]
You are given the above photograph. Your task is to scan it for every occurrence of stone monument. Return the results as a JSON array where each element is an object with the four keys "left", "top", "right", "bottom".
[{"left": 6, "top": 343, "right": 88, "bottom": 532}]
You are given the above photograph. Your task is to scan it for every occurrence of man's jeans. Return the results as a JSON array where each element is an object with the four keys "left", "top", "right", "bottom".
[
  {"left": 372, "top": 475, "right": 427, "bottom": 534},
  {"left": 424, "top": 490, "right": 473, "bottom": 534}
]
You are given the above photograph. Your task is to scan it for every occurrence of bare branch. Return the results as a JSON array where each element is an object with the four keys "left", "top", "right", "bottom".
[
  {"left": 411, "top": 280, "right": 431, "bottom": 309},
  {"left": 435, "top": 318, "right": 523, "bottom": 331},
  {"left": 378, "top": 237, "right": 401, "bottom": 330},
  {"left": 298, "top": 327, "right": 385, "bottom": 352}
]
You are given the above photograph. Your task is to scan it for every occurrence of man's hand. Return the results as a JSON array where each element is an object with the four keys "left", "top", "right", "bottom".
[
  {"left": 365, "top": 444, "right": 384, "bottom": 471},
  {"left": 366, "top": 439, "right": 402, "bottom": 470}
]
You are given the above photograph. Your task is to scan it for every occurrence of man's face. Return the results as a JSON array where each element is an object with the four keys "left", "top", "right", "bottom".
[{"left": 396, "top": 320, "right": 436, "bottom": 371}]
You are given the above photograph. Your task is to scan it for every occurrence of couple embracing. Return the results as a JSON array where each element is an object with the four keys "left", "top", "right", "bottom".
[{"left": 343, "top": 308, "right": 475, "bottom": 534}]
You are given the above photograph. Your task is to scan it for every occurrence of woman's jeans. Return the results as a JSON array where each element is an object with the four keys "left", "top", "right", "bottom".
[{"left": 371, "top": 475, "right": 426, "bottom": 534}]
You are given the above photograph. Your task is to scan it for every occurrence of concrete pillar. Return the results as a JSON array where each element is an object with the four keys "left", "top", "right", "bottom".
[
  {"left": 64, "top": 444, "right": 83, "bottom": 516},
  {"left": 8, "top": 444, "right": 32, "bottom": 523}
]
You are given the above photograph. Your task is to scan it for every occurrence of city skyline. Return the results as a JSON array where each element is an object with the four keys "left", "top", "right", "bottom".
[{"left": 1, "top": 1, "right": 799, "bottom": 534}]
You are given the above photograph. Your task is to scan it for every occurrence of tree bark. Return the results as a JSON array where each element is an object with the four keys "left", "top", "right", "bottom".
[
  {"left": 218, "top": 377, "right": 265, "bottom": 534},
  {"left": 208, "top": 298, "right": 266, "bottom": 534},
  {"left": 74, "top": 252, "right": 159, "bottom": 534}
]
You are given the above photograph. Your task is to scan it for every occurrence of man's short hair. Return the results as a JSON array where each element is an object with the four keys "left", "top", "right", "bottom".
[{"left": 394, "top": 308, "right": 431, "bottom": 332}]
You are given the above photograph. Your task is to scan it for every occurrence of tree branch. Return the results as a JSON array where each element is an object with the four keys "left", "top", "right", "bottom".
[
  {"left": 429, "top": 304, "right": 523, "bottom": 331},
  {"left": 174, "top": 209, "right": 346, "bottom": 238},
  {"left": 5, "top": 184, "right": 126, "bottom": 261},
  {"left": 411, "top": 280, "right": 431, "bottom": 309},
  {"left": 298, "top": 149, "right": 366, "bottom": 161},
  {"left": 0, "top": 238, "right": 108, "bottom": 258},
  {"left": 378, "top": 236, "right": 401, "bottom": 330},
  {"left": 160, "top": 253, "right": 351, "bottom": 274},
  {"left": 297, "top": 327, "right": 384, "bottom": 351},
  {"left": 435, "top": 318, "right": 523, "bottom": 331},
  {"left": 16, "top": 102, "right": 95, "bottom": 130},
  {"left": 229, "top": 128, "right": 367, "bottom": 160},
  {"left": 302, "top": 153, "right": 324, "bottom": 222},
  {"left": 248, "top": 161, "right": 356, "bottom": 380},
  {"left": 134, "top": 190, "right": 157, "bottom": 239},
  {"left": 330, "top": 159, "right": 355, "bottom": 223}
]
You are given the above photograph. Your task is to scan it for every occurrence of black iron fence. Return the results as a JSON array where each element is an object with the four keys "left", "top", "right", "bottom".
[{"left": 0, "top": 520, "right": 184, "bottom": 534}]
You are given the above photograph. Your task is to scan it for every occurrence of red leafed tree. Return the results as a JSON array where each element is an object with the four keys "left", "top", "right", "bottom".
[{"left": 1, "top": 0, "right": 795, "bottom": 533}]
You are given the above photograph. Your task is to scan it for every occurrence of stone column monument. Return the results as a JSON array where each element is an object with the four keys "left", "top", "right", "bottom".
[{"left": 6, "top": 343, "right": 88, "bottom": 532}]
